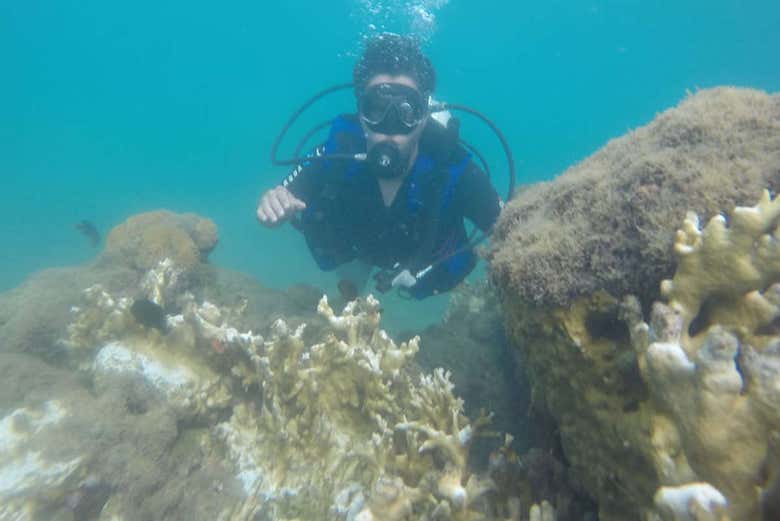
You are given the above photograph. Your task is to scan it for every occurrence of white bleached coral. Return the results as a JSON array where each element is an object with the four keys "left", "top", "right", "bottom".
[
  {"left": 529, "top": 500, "right": 557, "bottom": 521},
  {"left": 62, "top": 260, "right": 256, "bottom": 419},
  {"left": 653, "top": 483, "right": 728, "bottom": 521},
  {"left": 92, "top": 340, "right": 231, "bottom": 415},
  {"left": 0, "top": 401, "right": 83, "bottom": 520},
  {"left": 624, "top": 190, "right": 780, "bottom": 520},
  {"left": 63, "top": 284, "right": 134, "bottom": 369},
  {"left": 141, "top": 256, "right": 183, "bottom": 306}
]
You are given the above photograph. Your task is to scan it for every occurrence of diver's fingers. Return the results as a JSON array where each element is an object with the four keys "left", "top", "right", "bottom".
[
  {"left": 257, "top": 186, "right": 305, "bottom": 227},
  {"left": 290, "top": 193, "right": 307, "bottom": 210},
  {"left": 276, "top": 188, "right": 293, "bottom": 210},
  {"left": 268, "top": 191, "right": 285, "bottom": 219},
  {"left": 261, "top": 197, "right": 280, "bottom": 223},
  {"left": 256, "top": 197, "right": 268, "bottom": 221},
  {"left": 278, "top": 188, "right": 307, "bottom": 211}
]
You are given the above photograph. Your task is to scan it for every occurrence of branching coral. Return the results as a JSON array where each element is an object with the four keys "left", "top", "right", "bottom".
[
  {"left": 494, "top": 189, "right": 780, "bottom": 521},
  {"left": 59, "top": 258, "right": 510, "bottom": 519},
  {"left": 490, "top": 87, "right": 780, "bottom": 521},
  {"left": 61, "top": 259, "right": 256, "bottom": 419},
  {"left": 624, "top": 190, "right": 780, "bottom": 521},
  {"left": 216, "top": 294, "right": 499, "bottom": 520}
]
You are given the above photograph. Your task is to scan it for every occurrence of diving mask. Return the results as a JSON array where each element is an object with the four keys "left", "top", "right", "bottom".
[{"left": 359, "top": 83, "right": 428, "bottom": 135}]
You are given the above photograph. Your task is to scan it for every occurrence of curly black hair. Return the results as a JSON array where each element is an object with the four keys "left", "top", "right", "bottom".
[{"left": 352, "top": 33, "right": 436, "bottom": 98}]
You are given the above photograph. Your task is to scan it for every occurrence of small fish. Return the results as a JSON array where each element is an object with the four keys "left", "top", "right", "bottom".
[
  {"left": 74, "top": 220, "right": 101, "bottom": 247},
  {"left": 130, "top": 299, "right": 168, "bottom": 333}
]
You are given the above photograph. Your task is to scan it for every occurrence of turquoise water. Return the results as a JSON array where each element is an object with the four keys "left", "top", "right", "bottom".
[{"left": 2, "top": 0, "right": 779, "bottom": 329}]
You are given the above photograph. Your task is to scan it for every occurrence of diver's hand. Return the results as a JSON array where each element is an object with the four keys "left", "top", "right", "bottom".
[{"left": 256, "top": 186, "right": 307, "bottom": 227}]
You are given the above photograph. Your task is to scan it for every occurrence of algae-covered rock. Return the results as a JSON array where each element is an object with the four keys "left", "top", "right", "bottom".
[
  {"left": 0, "top": 265, "right": 136, "bottom": 355},
  {"left": 102, "top": 210, "right": 218, "bottom": 273},
  {"left": 499, "top": 290, "right": 657, "bottom": 520},
  {"left": 0, "top": 210, "right": 219, "bottom": 356},
  {"left": 0, "top": 352, "right": 238, "bottom": 521},
  {"left": 496, "top": 192, "right": 780, "bottom": 521},
  {"left": 492, "top": 87, "right": 780, "bottom": 308},
  {"left": 490, "top": 87, "right": 780, "bottom": 521}
]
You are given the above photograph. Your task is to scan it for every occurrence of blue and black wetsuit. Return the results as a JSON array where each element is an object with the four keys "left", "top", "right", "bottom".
[{"left": 283, "top": 114, "right": 502, "bottom": 299}]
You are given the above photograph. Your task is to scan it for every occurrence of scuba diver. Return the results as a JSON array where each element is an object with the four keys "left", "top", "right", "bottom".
[{"left": 257, "top": 33, "right": 513, "bottom": 300}]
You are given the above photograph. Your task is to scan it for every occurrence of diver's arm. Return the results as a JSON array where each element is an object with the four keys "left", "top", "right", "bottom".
[{"left": 459, "top": 162, "right": 502, "bottom": 232}]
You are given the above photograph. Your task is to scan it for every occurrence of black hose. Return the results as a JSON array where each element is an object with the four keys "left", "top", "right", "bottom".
[
  {"left": 270, "top": 83, "right": 355, "bottom": 166},
  {"left": 458, "top": 138, "right": 491, "bottom": 180},
  {"left": 294, "top": 119, "right": 334, "bottom": 157},
  {"left": 404, "top": 103, "right": 514, "bottom": 282},
  {"left": 291, "top": 121, "right": 494, "bottom": 184},
  {"left": 271, "top": 84, "right": 516, "bottom": 204},
  {"left": 437, "top": 103, "right": 516, "bottom": 201}
]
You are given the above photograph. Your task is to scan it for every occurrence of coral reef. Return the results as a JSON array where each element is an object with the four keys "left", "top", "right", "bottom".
[
  {"left": 495, "top": 191, "right": 780, "bottom": 520},
  {"left": 491, "top": 87, "right": 780, "bottom": 307},
  {"left": 61, "top": 260, "right": 261, "bottom": 420},
  {"left": 652, "top": 483, "right": 727, "bottom": 521},
  {"left": 101, "top": 210, "right": 218, "bottom": 274},
  {"left": 0, "top": 211, "right": 221, "bottom": 356},
  {"left": 3, "top": 252, "right": 539, "bottom": 520},
  {"left": 622, "top": 190, "right": 780, "bottom": 520},
  {"left": 0, "top": 400, "right": 82, "bottom": 519},
  {"left": 490, "top": 87, "right": 780, "bottom": 520},
  {"left": 0, "top": 264, "right": 137, "bottom": 355},
  {"left": 0, "top": 351, "right": 238, "bottom": 521},
  {"left": 485, "top": 431, "right": 597, "bottom": 521},
  {"left": 497, "top": 289, "right": 656, "bottom": 520},
  {"left": 210, "top": 294, "right": 497, "bottom": 520},
  {"left": 415, "top": 280, "right": 532, "bottom": 460}
]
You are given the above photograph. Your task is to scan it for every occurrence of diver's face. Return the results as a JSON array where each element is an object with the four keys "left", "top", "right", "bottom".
[{"left": 360, "top": 74, "right": 428, "bottom": 154}]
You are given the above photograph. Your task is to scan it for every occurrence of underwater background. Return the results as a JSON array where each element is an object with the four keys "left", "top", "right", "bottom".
[{"left": 2, "top": 0, "right": 779, "bottom": 331}]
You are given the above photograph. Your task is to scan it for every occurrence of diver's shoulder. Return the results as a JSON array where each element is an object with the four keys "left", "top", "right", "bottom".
[
  {"left": 331, "top": 112, "right": 360, "bottom": 125},
  {"left": 329, "top": 113, "right": 362, "bottom": 132},
  {"left": 420, "top": 119, "right": 460, "bottom": 164}
]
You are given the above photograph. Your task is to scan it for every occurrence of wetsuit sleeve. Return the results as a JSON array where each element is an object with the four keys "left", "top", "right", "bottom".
[
  {"left": 458, "top": 162, "right": 502, "bottom": 231},
  {"left": 279, "top": 145, "right": 326, "bottom": 203}
]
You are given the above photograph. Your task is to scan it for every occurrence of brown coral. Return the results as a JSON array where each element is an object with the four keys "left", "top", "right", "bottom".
[
  {"left": 491, "top": 87, "right": 780, "bottom": 308},
  {"left": 102, "top": 210, "right": 218, "bottom": 273}
]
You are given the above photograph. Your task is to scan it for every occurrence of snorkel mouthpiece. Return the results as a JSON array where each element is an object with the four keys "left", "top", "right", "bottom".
[{"left": 366, "top": 141, "right": 403, "bottom": 179}]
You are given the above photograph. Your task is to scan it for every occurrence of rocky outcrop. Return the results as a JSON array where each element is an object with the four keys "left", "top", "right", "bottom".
[
  {"left": 490, "top": 88, "right": 780, "bottom": 521},
  {"left": 101, "top": 210, "right": 218, "bottom": 274},
  {"left": 492, "top": 87, "right": 780, "bottom": 308}
]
